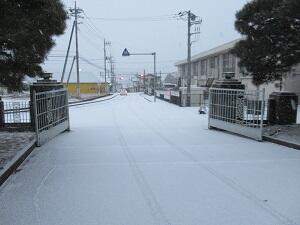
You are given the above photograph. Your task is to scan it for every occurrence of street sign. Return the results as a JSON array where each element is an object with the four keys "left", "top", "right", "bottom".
[{"left": 122, "top": 48, "right": 130, "bottom": 56}]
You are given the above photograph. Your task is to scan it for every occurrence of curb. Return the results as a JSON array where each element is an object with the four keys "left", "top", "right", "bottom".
[
  {"left": 69, "top": 94, "right": 118, "bottom": 107},
  {"left": 69, "top": 94, "right": 112, "bottom": 105},
  {"left": 0, "top": 139, "right": 36, "bottom": 186},
  {"left": 263, "top": 135, "right": 300, "bottom": 150}
]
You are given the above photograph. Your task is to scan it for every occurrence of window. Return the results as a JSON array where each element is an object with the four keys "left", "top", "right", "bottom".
[
  {"left": 223, "top": 53, "right": 236, "bottom": 73},
  {"left": 192, "top": 63, "right": 198, "bottom": 76},
  {"left": 201, "top": 60, "right": 206, "bottom": 76},
  {"left": 181, "top": 65, "right": 186, "bottom": 77},
  {"left": 210, "top": 57, "right": 216, "bottom": 69}
]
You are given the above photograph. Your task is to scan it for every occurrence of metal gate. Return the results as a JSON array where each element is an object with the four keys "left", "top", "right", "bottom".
[
  {"left": 208, "top": 88, "right": 266, "bottom": 141},
  {"left": 33, "top": 89, "right": 70, "bottom": 146}
]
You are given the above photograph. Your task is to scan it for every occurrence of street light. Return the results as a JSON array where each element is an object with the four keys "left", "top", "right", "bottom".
[{"left": 122, "top": 48, "right": 157, "bottom": 102}]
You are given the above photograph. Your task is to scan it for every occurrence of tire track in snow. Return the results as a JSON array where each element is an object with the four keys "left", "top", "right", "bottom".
[
  {"left": 112, "top": 108, "right": 171, "bottom": 225},
  {"left": 34, "top": 166, "right": 56, "bottom": 225},
  {"left": 128, "top": 96, "right": 299, "bottom": 225}
]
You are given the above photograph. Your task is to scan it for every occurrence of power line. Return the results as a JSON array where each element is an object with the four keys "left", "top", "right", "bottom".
[
  {"left": 83, "top": 12, "right": 106, "bottom": 39},
  {"left": 82, "top": 22, "right": 105, "bottom": 42},
  {"left": 86, "top": 14, "right": 181, "bottom": 22},
  {"left": 78, "top": 29, "right": 104, "bottom": 53},
  {"left": 80, "top": 56, "right": 105, "bottom": 71}
]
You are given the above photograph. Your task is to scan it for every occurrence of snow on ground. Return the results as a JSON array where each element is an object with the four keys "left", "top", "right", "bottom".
[
  {"left": 0, "top": 132, "right": 35, "bottom": 170},
  {"left": 0, "top": 93, "right": 300, "bottom": 225}
]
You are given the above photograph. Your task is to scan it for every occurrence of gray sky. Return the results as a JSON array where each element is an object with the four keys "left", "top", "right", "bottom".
[{"left": 44, "top": 0, "right": 248, "bottom": 82}]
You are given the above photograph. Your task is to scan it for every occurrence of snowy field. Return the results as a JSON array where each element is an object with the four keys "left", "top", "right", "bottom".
[{"left": 0, "top": 93, "right": 300, "bottom": 225}]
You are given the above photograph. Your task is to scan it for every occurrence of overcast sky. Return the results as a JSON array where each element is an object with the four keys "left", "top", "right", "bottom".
[{"left": 44, "top": 0, "right": 248, "bottom": 82}]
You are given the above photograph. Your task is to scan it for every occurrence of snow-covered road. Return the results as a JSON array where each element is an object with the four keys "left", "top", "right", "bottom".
[{"left": 1, "top": 93, "right": 300, "bottom": 225}]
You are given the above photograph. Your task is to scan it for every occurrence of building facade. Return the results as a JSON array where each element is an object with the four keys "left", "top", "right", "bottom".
[
  {"left": 175, "top": 39, "right": 300, "bottom": 99},
  {"left": 65, "top": 82, "right": 109, "bottom": 96}
]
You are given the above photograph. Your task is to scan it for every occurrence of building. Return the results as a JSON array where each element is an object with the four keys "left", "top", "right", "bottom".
[
  {"left": 144, "top": 74, "right": 161, "bottom": 95},
  {"left": 59, "top": 71, "right": 110, "bottom": 96},
  {"left": 163, "top": 72, "right": 180, "bottom": 88},
  {"left": 66, "top": 82, "right": 109, "bottom": 96},
  {"left": 175, "top": 39, "right": 300, "bottom": 99}
]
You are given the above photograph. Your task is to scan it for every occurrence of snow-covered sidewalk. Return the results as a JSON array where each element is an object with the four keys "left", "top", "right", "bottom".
[{"left": 1, "top": 93, "right": 300, "bottom": 225}]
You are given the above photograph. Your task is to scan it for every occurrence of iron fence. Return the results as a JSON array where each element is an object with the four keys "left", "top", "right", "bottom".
[
  {"left": 208, "top": 88, "right": 266, "bottom": 140},
  {"left": 3, "top": 101, "right": 31, "bottom": 124}
]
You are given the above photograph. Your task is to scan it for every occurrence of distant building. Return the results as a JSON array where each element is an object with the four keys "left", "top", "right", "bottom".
[
  {"left": 164, "top": 72, "right": 179, "bottom": 87},
  {"left": 144, "top": 74, "right": 161, "bottom": 95},
  {"left": 175, "top": 39, "right": 300, "bottom": 99}
]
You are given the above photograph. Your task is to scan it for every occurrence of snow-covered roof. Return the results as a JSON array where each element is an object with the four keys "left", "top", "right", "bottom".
[{"left": 175, "top": 38, "right": 243, "bottom": 66}]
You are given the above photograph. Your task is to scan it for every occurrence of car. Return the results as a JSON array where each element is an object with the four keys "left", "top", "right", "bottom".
[{"left": 120, "top": 89, "right": 128, "bottom": 96}]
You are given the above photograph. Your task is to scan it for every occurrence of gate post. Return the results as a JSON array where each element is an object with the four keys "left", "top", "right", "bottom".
[
  {"left": 30, "top": 73, "right": 64, "bottom": 127},
  {"left": 259, "top": 88, "right": 265, "bottom": 141},
  {"left": 32, "top": 90, "right": 40, "bottom": 146},
  {"left": 0, "top": 97, "right": 5, "bottom": 128}
]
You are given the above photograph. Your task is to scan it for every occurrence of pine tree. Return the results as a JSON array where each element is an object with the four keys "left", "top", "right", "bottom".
[
  {"left": 0, "top": 0, "right": 67, "bottom": 91},
  {"left": 232, "top": 0, "right": 300, "bottom": 86}
]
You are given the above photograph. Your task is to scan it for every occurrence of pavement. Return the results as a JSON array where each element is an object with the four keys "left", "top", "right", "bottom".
[
  {"left": 1, "top": 93, "right": 300, "bottom": 225},
  {"left": 0, "top": 132, "right": 36, "bottom": 186},
  {"left": 0, "top": 132, "right": 35, "bottom": 171}
]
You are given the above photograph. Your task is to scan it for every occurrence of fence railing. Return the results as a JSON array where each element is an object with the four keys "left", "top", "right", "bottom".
[{"left": 3, "top": 101, "right": 31, "bottom": 124}]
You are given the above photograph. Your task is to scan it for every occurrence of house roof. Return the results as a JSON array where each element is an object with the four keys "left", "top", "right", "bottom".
[{"left": 175, "top": 38, "right": 243, "bottom": 66}]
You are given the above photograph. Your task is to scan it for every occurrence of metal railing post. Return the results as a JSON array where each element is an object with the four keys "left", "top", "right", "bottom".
[
  {"left": 32, "top": 90, "right": 40, "bottom": 146},
  {"left": 208, "top": 88, "right": 212, "bottom": 129},
  {"left": 259, "top": 88, "right": 265, "bottom": 141}
]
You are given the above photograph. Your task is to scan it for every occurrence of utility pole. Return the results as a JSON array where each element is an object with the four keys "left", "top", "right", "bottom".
[
  {"left": 75, "top": 1, "right": 80, "bottom": 97},
  {"left": 187, "top": 10, "right": 192, "bottom": 106},
  {"left": 69, "top": 1, "right": 83, "bottom": 98},
  {"left": 103, "top": 40, "right": 111, "bottom": 84},
  {"left": 179, "top": 10, "right": 202, "bottom": 106},
  {"left": 104, "top": 39, "right": 107, "bottom": 84},
  {"left": 61, "top": 21, "right": 75, "bottom": 83},
  {"left": 66, "top": 56, "right": 76, "bottom": 86},
  {"left": 110, "top": 57, "right": 114, "bottom": 93},
  {"left": 143, "top": 69, "right": 146, "bottom": 92}
]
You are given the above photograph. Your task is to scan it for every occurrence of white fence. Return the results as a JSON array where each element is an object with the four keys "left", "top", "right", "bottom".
[
  {"left": 33, "top": 89, "right": 70, "bottom": 146},
  {"left": 208, "top": 88, "right": 266, "bottom": 141}
]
